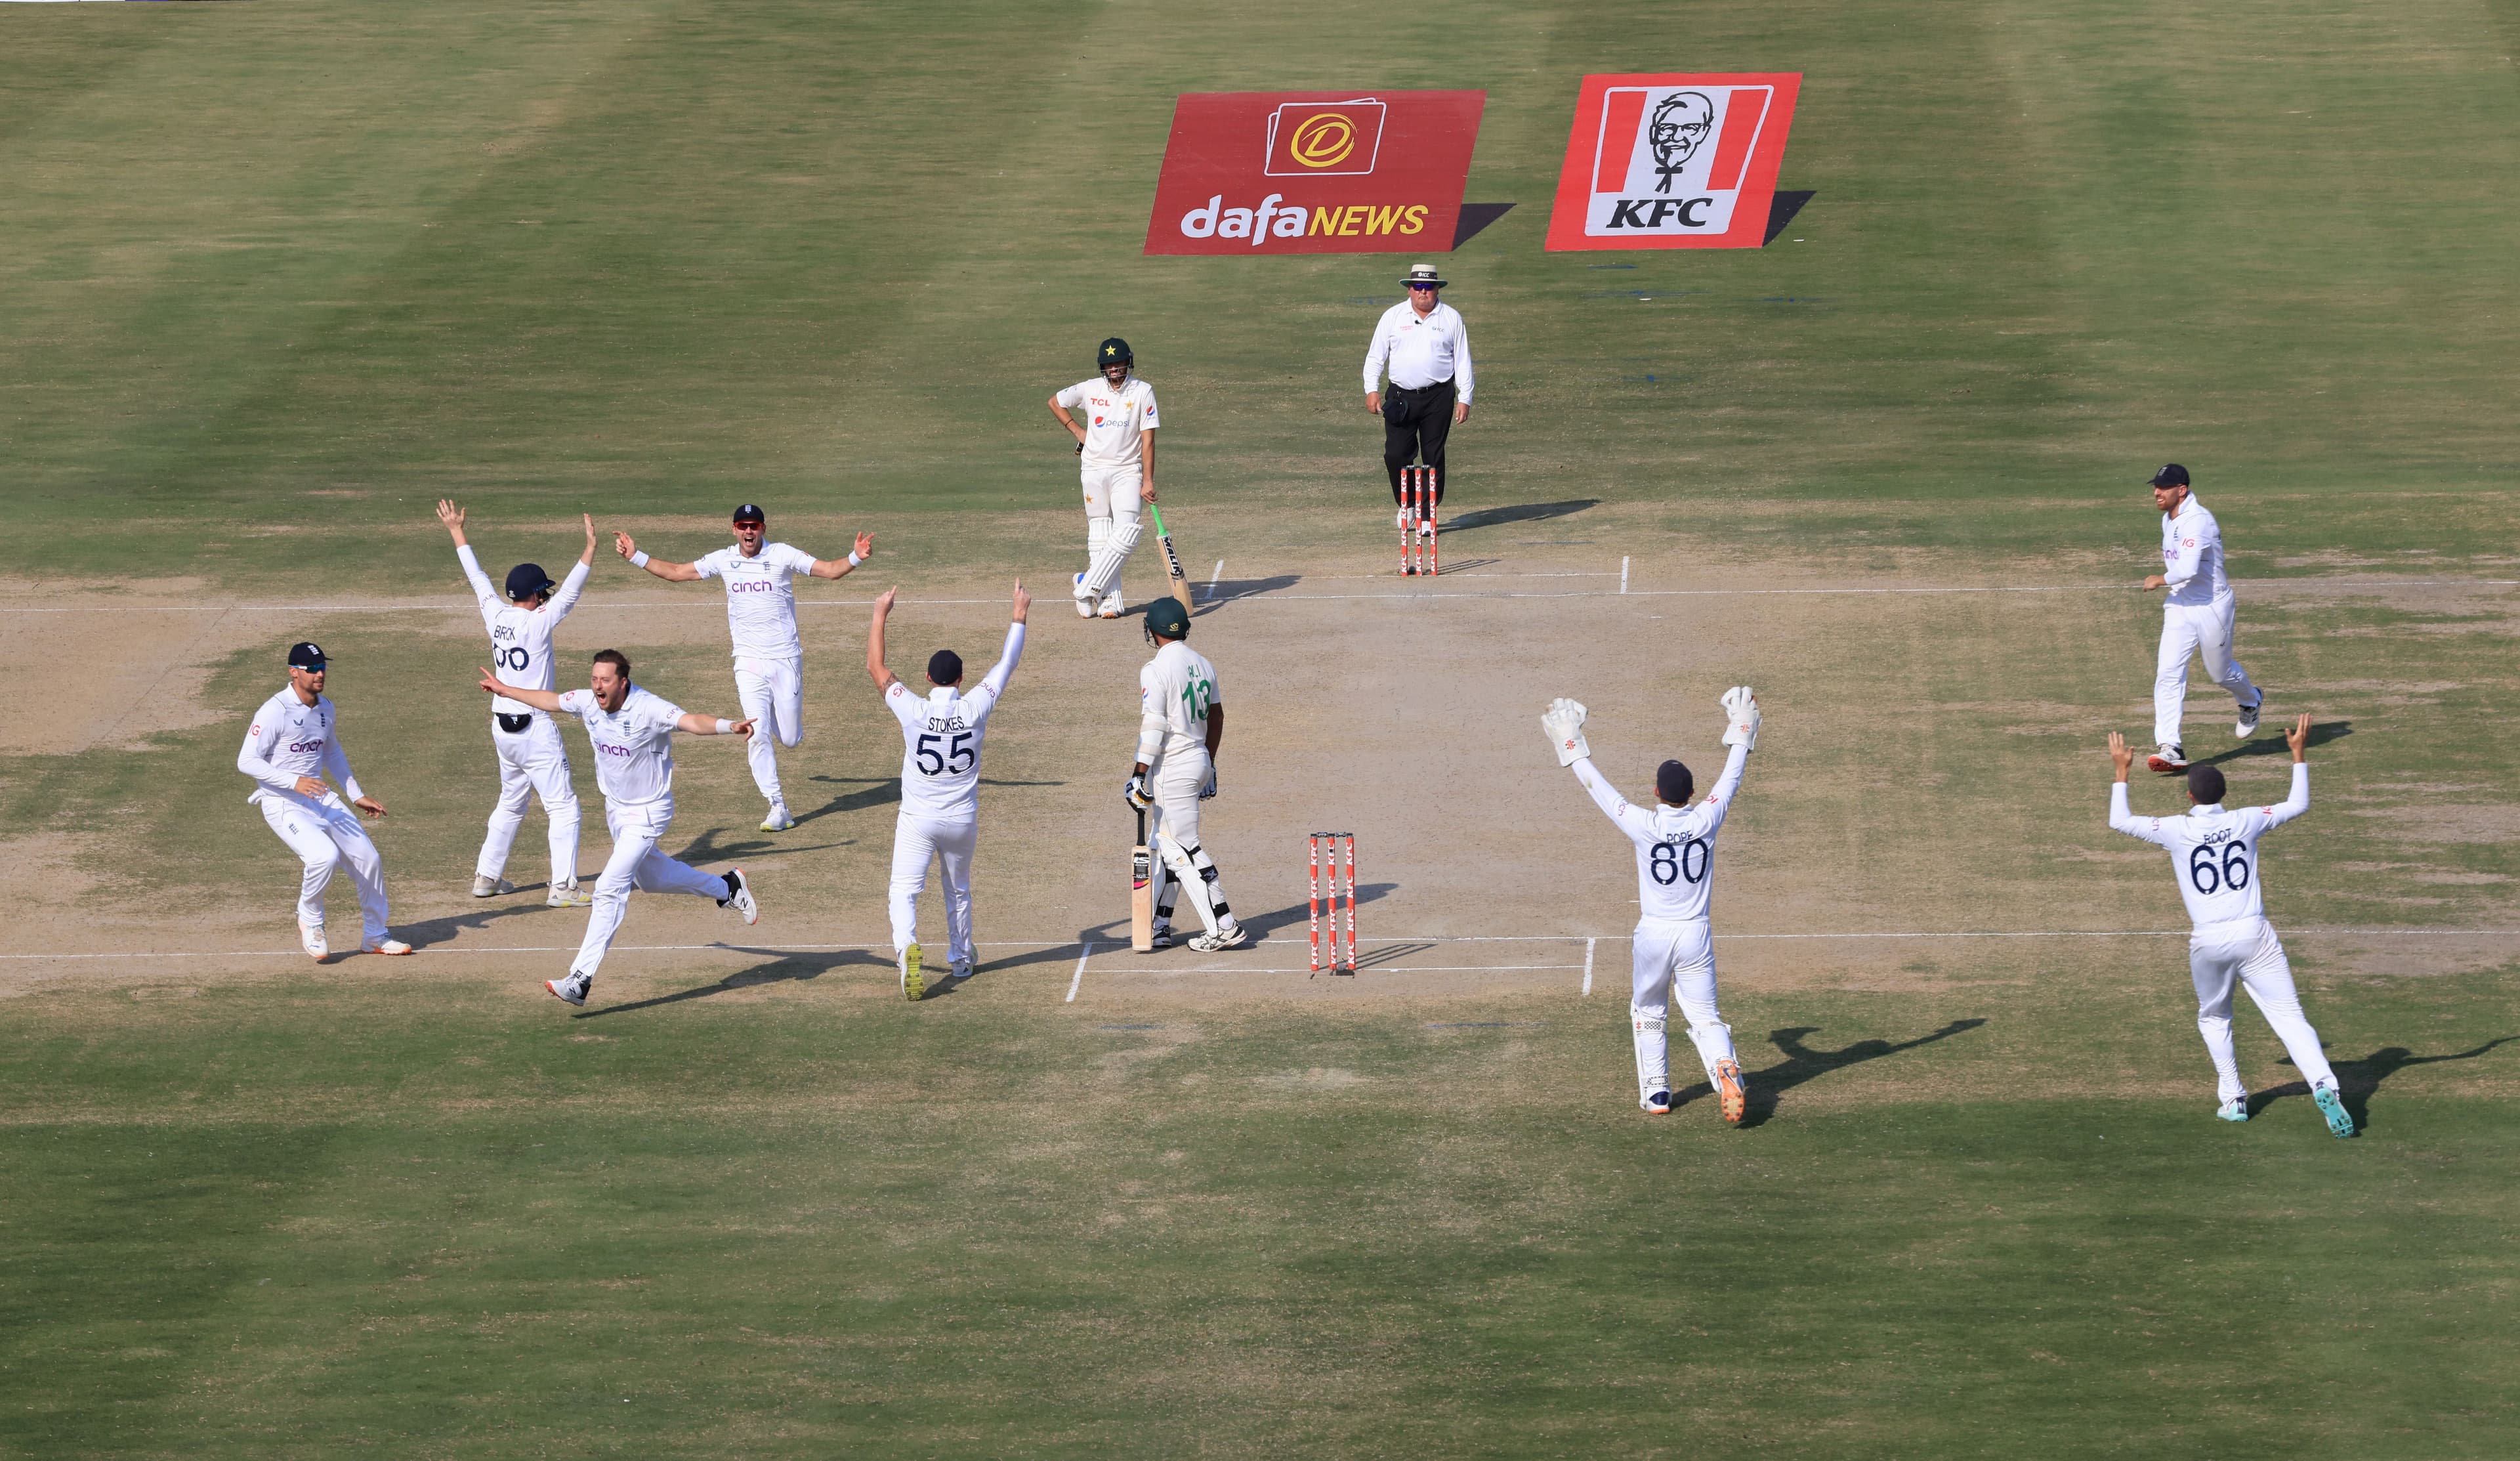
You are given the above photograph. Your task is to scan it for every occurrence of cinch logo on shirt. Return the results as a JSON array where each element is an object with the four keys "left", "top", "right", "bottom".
[
  {"left": 597, "top": 742, "right": 633, "bottom": 759},
  {"left": 728, "top": 580, "right": 783, "bottom": 594},
  {"left": 289, "top": 739, "right": 327, "bottom": 753}
]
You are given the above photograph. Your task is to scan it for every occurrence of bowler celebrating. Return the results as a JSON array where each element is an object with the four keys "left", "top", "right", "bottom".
[
  {"left": 1543, "top": 688, "right": 1760, "bottom": 1120},
  {"left": 2141, "top": 463, "right": 2263, "bottom": 772},
  {"left": 1050, "top": 337, "right": 1160, "bottom": 620},
  {"left": 236, "top": 641, "right": 412, "bottom": 962},
  {"left": 481, "top": 650, "right": 761, "bottom": 1009},
  {"left": 614, "top": 505, "right": 873, "bottom": 831}
]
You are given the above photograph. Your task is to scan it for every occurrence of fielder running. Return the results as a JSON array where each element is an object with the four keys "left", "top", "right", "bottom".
[
  {"left": 1543, "top": 688, "right": 1761, "bottom": 1120},
  {"left": 1125, "top": 597, "right": 1244, "bottom": 951},
  {"left": 2106, "top": 715, "right": 2356, "bottom": 1137},
  {"left": 866, "top": 582, "right": 1030, "bottom": 1000},
  {"left": 2141, "top": 463, "right": 2263, "bottom": 773},
  {"left": 614, "top": 505, "right": 873, "bottom": 831},
  {"left": 1049, "top": 337, "right": 1159, "bottom": 620},
  {"left": 480, "top": 650, "right": 761, "bottom": 1008},
  {"left": 437, "top": 500, "right": 596, "bottom": 906},
  {"left": 236, "top": 641, "right": 412, "bottom": 962}
]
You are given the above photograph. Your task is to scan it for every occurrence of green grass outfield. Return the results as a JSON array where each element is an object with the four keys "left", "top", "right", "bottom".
[{"left": 4, "top": 1, "right": 2518, "bottom": 1456}]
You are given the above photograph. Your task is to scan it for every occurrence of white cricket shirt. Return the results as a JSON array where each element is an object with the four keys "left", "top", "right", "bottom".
[
  {"left": 695, "top": 542, "right": 818, "bottom": 660},
  {"left": 2109, "top": 764, "right": 2308, "bottom": 928},
  {"left": 886, "top": 623, "right": 1025, "bottom": 819},
  {"left": 1362, "top": 300, "right": 1474, "bottom": 402},
  {"left": 556, "top": 685, "right": 685, "bottom": 806},
  {"left": 1572, "top": 744, "right": 1748, "bottom": 923},
  {"left": 1055, "top": 375, "right": 1160, "bottom": 467},
  {"left": 2158, "top": 496, "right": 2231, "bottom": 606},
  {"left": 1135, "top": 639, "right": 1220, "bottom": 769},
  {"left": 238, "top": 686, "right": 363, "bottom": 805},
  {"left": 459, "top": 546, "right": 589, "bottom": 717}
]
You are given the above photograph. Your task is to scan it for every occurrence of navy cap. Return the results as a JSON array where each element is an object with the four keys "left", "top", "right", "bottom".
[
  {"left": 2149, "top": 463, "right": 2190, "bottom": 488},
  {"left": 732, "top": 503, "right": 766, "bottom": 524},
  {"left": 287, "top": 641, "right": 327, "bottom": 670},
  {"left": 505, "top": 562, "right": 558, "bottom": 601},
  {"left": 1656, "top": 759, "right": 1694, "bottom": 805},
  {"left": 927, "top": 649, "right": 964, "bottom": 686}
]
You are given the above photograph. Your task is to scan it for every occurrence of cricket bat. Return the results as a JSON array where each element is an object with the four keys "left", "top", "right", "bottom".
[
  {"left": 1147, "top": 503, "right": 1196, "bottom": 615},
  {"left": 1131, "top": 807, "right": 1154, "bottom": 952}
]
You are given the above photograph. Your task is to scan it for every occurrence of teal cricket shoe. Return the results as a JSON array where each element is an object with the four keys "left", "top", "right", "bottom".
[
  {"left": 2216, "top": 1096, "right": 2250, "bottom": 1122},
  {"left": 2312, "top": 1084, "right": 2357, "bottom": 1139}
]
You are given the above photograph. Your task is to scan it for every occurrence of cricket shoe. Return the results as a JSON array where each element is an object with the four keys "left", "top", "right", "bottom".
[
  {"left": 2216, "top": 1095, "right": 2250, "bottom": 1122},
  {"left": 472, "top": 874, "right": 514, "bottom": 898},
  {"left": 2145, "top": 743, "right": 2188, "bottom": 774},
  {"left": 1641, "top": 1089, "right": 1673, "bottom": 1114},
  {"left": 2236, "top": 694, "right": 2264, "bottom": 738},
  {"left": 761, "top": 806, "right": 796, "bottom": 833},
  {"left": 1072, "top": 572, "right": 1097, "bottom": 618},
  {"left": 900, "top": 942, "right": 925, "bottom": 1002},
  {"left": 546, "top": 972, "right": 591, "bottom": 1007},
  {"left": 1098, "top": 589, "right": 1125, "bottom": 620},
  {"left": 1148, "top": 921, "right": 1172, "bottom": 950},
  {"left": 1713, "top": 1059, "right": 1748, "bottom": 1126},
  {"left": 949, "top": 961, "right": 974, "bottom": 983},
  {"left": 2312, "top": 1083, "right": 2357, "bottom": 1139},
  {"left": 1188, "top": 923, "right": 1248, "bottom": 953},
  {"left": 300, "top": 922, "right": 329, "bottom": 963},
  {"left": 364, "top": 938, "right": 413, "bottom": 957},
  {"left": 546, "top": 879, "right": 593, "bottom": 908},
  {"left": 717, "top": 868, "right": 759, "bottom": 925}
]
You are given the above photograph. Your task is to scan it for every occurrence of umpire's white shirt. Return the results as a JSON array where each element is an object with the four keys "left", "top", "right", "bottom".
[{"left": 1362, "top": 301, "right": 1474, "bottom": 402}]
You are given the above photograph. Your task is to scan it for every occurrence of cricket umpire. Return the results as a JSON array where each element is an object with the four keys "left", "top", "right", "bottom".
[{"left": 1362, "top": 263, "right": 1474, "bottom": 514}]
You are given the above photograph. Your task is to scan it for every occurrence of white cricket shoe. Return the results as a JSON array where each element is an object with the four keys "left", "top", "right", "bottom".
[
  {"left": 1188, "top": 923, "right": 1248, "bottom": 953},
  {"left": 2236, "top": 695, "right": 2263, "bottom": 737},
  {"left": 1148, "top": 921, "right": 1173, "bottom": 950},
  {"left": 1072, "top": 572, "right": 1097, "bottom": 618},
  {"left": 365, "top": 938, "right": 413, "bottom": 957},
  {"left": 546, "top": 972, "right": 591, "bottom": 1006},
  {"left": 471, "top": 874, "right": 514, "bottom": 898},
  {"left": 1098, "top": 589, "right": 1125, "bottom": 619},
  {"left": 546, "top": 879, "right": 593, "bottom": 908},
  {"left": 300, "top": 923, "right": 329, "bottom": 963},
  {"left": 949, "top": 961, "right": 974, "bottom": 982},
  {"left": 1641, "top": 1089, "right": 1674, "bottom": 1114},
  {"left": 717, "top": 868, "right": 759, "bottom": 925},
  {"left": 2145, "top": 743, "right": 2188, "bottom": 773},
  {"left": 760, "top": 806, "right": 796, "bottom": 833}
]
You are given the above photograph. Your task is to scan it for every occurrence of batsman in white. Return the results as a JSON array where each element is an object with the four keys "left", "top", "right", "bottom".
[
  {"left": 1125, "top": 597, "right": 1244, "bottom": 951},
  {"left": 236, "top": 641, "right": 412, "bottom": 962},
  {"left": 1049, "top": 336, "right": 1159, "bottom": 620},
  {"left": 478, "top": 648, "right": 761, "bottom": 1008},
  {"left": 2141, "top": 463, "right": 2263, "bottom": 773},
  {"left": 866, "top": 582, "right": 1030, "bottom": 1000},
  {"left": 436, "top": 500, "right": 597, "bottom": 906},
  {"left": 613, "top": 504, "right": 873, "bottom": 832},
  {"left": 2106, "top": 714, "right": 2355, "bottom": 1137},
  {"left": 1542, "top": 688, "right": 1761, "bottom": 1120}
]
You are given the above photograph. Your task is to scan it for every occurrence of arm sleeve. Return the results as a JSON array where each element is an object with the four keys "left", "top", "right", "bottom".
[
  {"left": 883, "top": 681, "right": 924, "bottom": 728},
  {"left": 2107, "top": 784, "right": 2173, "bottom": 845},
  {"left": 1133, "top": 667, "right": 1166, "bottom": 764},
  {"left": 2260, "top": 763, "right": 2311, "bottom": 831},
  {"left": 547, "top": 559, "right": 591, "bottom": 620},
  {"left": 1362, "top": 314, "right": 1391, "bottom": 393},
  {"left": 690, "top": 549, "right": 724, "bottom": 581},
  {"left": 1452, "top": 312, "right": 1473, "bottom": 403},
  {"left": 555, "top": 689, "right": 587, "bottom": 716},
  {"left": 321, "top": 717, "right": 364, "bottom": 803},
  {"left": 455, "top": 544, "right": 500, "bottom": 618},
  {"left": 1685, "top": 744, "right": 1750, "bottom": 836},
  {"left": 1570, "top": 757, "right": 1654, "bottom": 843},
  {"left": 1139, "top": 388, "right": 1159, "bottom": 431},
  {"left": 2160, "top": 519, "right": 2208, "bottom": 589},
  {"left": 969, "top": 622, "right": 1026, "bottom": 711},
  {"left": 236, "top": 713, "right": 295, "bottom": 795},
  {"left": 1055, "top": 382, "right": 1086, "bottom": 410}
]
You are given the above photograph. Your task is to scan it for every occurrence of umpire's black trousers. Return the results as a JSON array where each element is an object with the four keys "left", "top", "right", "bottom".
[{"left": 1381, "top": 379, "right": 1456, "bottom": 503}]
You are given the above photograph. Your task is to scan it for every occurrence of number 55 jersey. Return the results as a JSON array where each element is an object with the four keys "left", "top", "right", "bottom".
[
  {"left": 886, "top": 622, "right": 1026, "bottom": 820},
  {"left": 2109, "top": 763, "right": 2309, "bottom": 927}
]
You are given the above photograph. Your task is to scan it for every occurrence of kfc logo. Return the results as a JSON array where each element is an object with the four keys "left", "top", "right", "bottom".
[{"left": 1547, "top": 74, "right": 1801, "bottom": 251}]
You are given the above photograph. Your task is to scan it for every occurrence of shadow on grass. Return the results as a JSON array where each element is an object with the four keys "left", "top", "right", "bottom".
[
  {"left": 667, "top": 828, "right": 853, "bottom": 863},
  {"left": 1199, "top": 574, "right": 1301, "bottom": 612},
  {"left": 2186, "top": 719, "right": 2351, "bottom": 771},
  {"left": 1237, "top": 883, "right": 1398, "bottom": 942},
  {"left": 396, "top": 902, "right": 566, "bottom": 950},
  {"left": 2265, "top": 1034, "right": 2515, "bottom": 1130},
  {"left": 574, "top": 946, "right": 894, "bottom": 1019},
  {"left": 1441, "top": 499, "right": 1599, "bottom": 534},
  {"left": 1674, "top": 1018, "right": 1988, "bottom": 1127}
]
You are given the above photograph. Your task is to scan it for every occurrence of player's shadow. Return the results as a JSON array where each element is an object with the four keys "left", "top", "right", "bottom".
[
  {"left": 797, "top": 776, "right": 900, "bottom": 820},
  {"left": 1427, "top": 556, "right": 1504, "bottom": 575},
  {"left": 2190, "top": 719, "right": 2352, "bottom": 769},
  {"left": 1441, "top": 500, "right": 1599, "bottom": 534},
  {"left": 1236, "top": 883, "right": 1399, "bottom": 944},
  {"left": 2263, "top": 1034, "right": 2514, "bottom": 1130},
  {"left": 390, "top": 902, "right": 562, "bottom": 950},
  {"left": 667, "top": 829, "right": 853, "bottom": 863},
  {"left": 1347, "top": 940, "right": 1435, "bottom": 973},
  {"left": 573, "top": 946, "right": 892, "bottom": 1019},
  {"left": 1674, "top": 1019, "right": 1988, "bottom": 1127},
  {"left": 1198, "top": 575, "right": 1301, "bottom": 613}
]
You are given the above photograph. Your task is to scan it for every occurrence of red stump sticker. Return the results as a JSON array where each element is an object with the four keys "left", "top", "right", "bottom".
[
  {"left": 1545, "top": 74, "right": 1801, "bottom": 251},
  {"left": 1144, "top": 91, "right": 1486, "bottom": 256}
]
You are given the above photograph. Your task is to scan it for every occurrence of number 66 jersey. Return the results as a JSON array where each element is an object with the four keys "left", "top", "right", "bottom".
[
  {"left": 885, "top": 623, "right": 1026, "bottom": 820},
  {"left": 1574, "top": 743, "right": 1749, "bottom": 923},
  {"left": 2109, "top": 764, "right": 2309, "bottom": 927}
]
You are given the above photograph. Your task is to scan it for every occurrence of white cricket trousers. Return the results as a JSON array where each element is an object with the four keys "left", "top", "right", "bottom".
[
  {"left": 1631, "top": 916, "right": 1737, "bottom": 1100},
  {"left": 889, "top": 811, "right": 978, "bottom": 966},
  {"left": 1080, "top": 462, "right": 1143, "bottom": 599},
  {"left": 2154, "top": 597, "right": 2259, "bottom": 746},
  {"left": 256, "top": 790, "right": 390, "bottom": 944},
  {"left": 734, "top": 655, "right": 804, "bottom": 808},
  {"left": 1148, "top": 751, "right": 1232, "bottom": 935},
  {"left": 569, "top": 798, "right": 728, "bottom": 980},
  {"left": 477, "top": 715, "right": 581, "bottom": 887},
  {"left": 2189, "top": 917, "right": 2336, "bottom": 1104}
]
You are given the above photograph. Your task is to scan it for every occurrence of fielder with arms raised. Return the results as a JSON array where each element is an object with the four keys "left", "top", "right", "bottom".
[
  {"left": 482, "top": 650, "right": 761, "bottom": 1008},
  {"left": 867, "top": 582, "right": 1029, "bottom": 1000},
  {"left": 2106, "top": 715, "right": 2355, "bottom": 1137},
  {"left": 1544, "top": 688, "right": 1760, "bottom": 1120},
  {"left": 1125, "top": 597, "right": 1244, "bottom": 951},
  {"left": 437, "top": 500, "right": 596, "bottom": 906},
  {"left": 237, "top": 641, "right": 411, "bottom": 962},
  {"left": 614, "top": 504, "right": 873, "bottom": 831}
]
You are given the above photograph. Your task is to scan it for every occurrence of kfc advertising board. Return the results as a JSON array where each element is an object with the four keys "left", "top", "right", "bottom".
[
  {"left": 1546, "top": 74, "right": 1801, "bottom": 250},
  {"left": 1144, "top": 91, "right": 1486, "bottom": 255}
]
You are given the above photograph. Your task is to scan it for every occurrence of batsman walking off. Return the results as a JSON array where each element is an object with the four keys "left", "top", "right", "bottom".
[
  {"left": 2141, "top": 463, "right": 2263, "bottom": 773},
  {"left": 1126, "top": 597, "right": 1244, "bottom": 951},
  {"left": 1544, "top": 688, "right": 1761, "bottom": 1120}
]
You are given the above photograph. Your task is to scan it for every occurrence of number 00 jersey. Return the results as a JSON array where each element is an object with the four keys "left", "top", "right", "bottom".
[
  {"left": 459, "top": 545, "right": 589, "bottom": 717},
  {"left": 1572, "top": 744, "right": 1748, "bottom": 923},
  {"left": 885, "top": 623, "right": 1025, "bottom": 820},
  {"left": 2109, "top": 763, "right": 2307, "bottom": 928}
]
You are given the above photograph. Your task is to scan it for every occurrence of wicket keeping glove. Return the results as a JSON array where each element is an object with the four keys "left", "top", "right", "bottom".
[
  {"left": 1123, "top": 773, "right": 1154, "bottom": 812},
  {"left": 1720, "top": 686, "right": 1761, "bottom": 751},
  {"left": 1541, "top": 697, "right": 1591, "bottom": 767}
]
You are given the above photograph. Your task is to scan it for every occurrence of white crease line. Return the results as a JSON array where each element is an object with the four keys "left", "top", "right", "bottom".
[
  {"left": 1207, "top": 561, "right": 1223, "bottom": 601},
  {"left": 1620, "top": 557, "right": 1630, "bottom": 595},
  {"left": 1066, "top": 941, "right": 1092, "bottom": 1003},
  {"left": 1582, "top": 937, "right": 1597, "bottom": 996}
]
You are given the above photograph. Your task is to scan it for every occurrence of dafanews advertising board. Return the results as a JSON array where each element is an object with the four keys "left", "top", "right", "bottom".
[
  {"left": 1546, "top": 74, "right": 1801, "bottom": 250},
  {"left": 1144, "top": 91, "right": 1485, "bottom": 255}
]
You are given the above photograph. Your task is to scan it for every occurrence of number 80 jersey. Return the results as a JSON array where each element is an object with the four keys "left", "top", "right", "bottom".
[
  {"left": 2108, "top": 764, "right": 2309, "bottom": 928},
  {"left": 1573, "top": 744, "right": 1749, "bottom": 924},
  {"left": 886, "top": 623, "right": 1025, "bottom": 820}
]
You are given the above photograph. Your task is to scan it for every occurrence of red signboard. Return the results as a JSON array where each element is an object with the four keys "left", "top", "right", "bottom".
[
  {"left": 1144, "top": 91, "right": 1486, "bottom": 256},
  {"left": 1545, "top": 74, "right": 1801, "bottom": 250}
]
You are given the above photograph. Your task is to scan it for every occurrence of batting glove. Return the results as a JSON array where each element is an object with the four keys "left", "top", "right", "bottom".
[
  {"left": 1123, "top": 774, "right": 1154, "bottom": 812},
  {"left": 1720, "top": 686, "right": 1761, "bottom": 751},
  {"left": 1541, "top": 696, "right": 1591, "bottom": 767},
  {"left": 1199, "top": 767, "right": 1217, "bottom": 800}
]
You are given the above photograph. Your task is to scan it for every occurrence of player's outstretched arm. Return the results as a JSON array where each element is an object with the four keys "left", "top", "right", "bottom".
[
  {"left": 866, "top": 587, "right": 898, "bottom": 692},
  {"left": 2263, "top": 712, "right": 2315, "bottom": 828},
  {"left": 675, "top": 712, "right": 756, "bottom": 738},
  {"left": 2107, "top": 730, "right": 2137, "bottom": 784},
  {"left": 970, "top": 583, "right": 1031, "bottom": 704},
  {"left": 2103, "top": 731, "right": 2162, "bottom": 841},
  {"left": 480, "top": 670, "right": 566, "bottom": 715},
  {"left": 611, "top": 530, "right": 703, "bottom": 582},
  {"left": 435, "top": 499, "right": 468, "bottom": 547},
  {"left": 808, "top": 532, "right": 875, "bottom": 580},
  {"left": 578, "top": 513, "right": 598, "bottom": 566}
]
